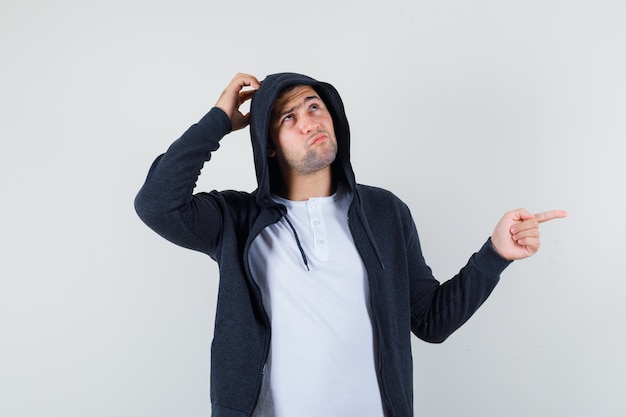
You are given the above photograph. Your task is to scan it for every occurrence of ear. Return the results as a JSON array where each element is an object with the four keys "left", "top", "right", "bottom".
[{"left": 267, "top": 139, "right": 276, "bottom": 157}]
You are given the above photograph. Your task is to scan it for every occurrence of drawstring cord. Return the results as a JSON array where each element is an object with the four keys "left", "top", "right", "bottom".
[
  {"left": 283, "top": 215, "right": 310, "bottom": 271},
  {"left": 278, "top": 191, "right": 385, "bottom": 272}
]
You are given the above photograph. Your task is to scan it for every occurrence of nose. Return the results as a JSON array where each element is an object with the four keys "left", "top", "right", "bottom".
[{"left": 300, "top": 115, "right": 318, "bottom": 133}]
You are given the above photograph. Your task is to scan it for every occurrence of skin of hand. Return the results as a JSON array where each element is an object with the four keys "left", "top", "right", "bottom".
[
  {"left": 215, "top": 73, "right": 261, "bottom": 131},
  {"left": 490, "top": 208, "right": 568, "bottom": 261}
]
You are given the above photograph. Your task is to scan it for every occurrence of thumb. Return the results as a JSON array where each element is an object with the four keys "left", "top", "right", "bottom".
[{"left": 510, "top": 208, "right": 535, "bottom": 222}]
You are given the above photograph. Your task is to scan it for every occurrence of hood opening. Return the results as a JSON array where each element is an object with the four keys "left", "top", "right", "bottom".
[{"left": 249, "top": 72, "right": 355, "bottom": 207}]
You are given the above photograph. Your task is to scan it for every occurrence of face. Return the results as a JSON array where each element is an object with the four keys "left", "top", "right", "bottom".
[{"left": 269, "top": 85, "right": 338, "bottom": 176}]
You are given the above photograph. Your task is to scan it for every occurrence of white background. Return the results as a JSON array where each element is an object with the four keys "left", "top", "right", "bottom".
[{"left": 1, "top": 0, "right": 624, "bottom": 416}]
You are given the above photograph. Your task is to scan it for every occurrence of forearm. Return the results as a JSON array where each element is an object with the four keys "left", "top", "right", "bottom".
[
  {"left": 412, "top": 239, "right": 511, "bottom": 342},
  {"left": 134, "top": 107, "right": 231, "bottom": 245}
]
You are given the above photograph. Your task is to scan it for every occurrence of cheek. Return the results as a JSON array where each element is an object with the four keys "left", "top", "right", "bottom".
[
  {"left": 277, "top": 126, "right": 300, "bottom": 145},
  {"left": 321, "top": 114, "right": 335, "bottom": 130}
]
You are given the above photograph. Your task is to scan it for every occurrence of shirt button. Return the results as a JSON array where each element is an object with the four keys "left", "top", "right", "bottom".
[
  {"left": 312, "top": 220, "right": 321, "bottom": 226},
  {"left": 317, "top": 239, "right": 325, "bottom": 245},
  {"left": 309, "top": 202, "right": 316, "bottom": 208}
]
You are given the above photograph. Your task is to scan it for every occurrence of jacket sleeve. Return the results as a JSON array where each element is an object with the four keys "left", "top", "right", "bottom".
[
  {"left": 409, "top": 225, "right": 512, "bottom": 343},
  {"left": 134, "top": 107, "right": 232, "bottom": 258}
]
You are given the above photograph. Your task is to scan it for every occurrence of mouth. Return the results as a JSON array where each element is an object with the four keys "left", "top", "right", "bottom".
[{"left": 309, "top": 133, "right": 328, "bottom": 146}]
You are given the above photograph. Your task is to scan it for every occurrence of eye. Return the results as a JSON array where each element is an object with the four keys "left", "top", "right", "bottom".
[
  {"left": 282, "top": 114, "right": 294, "bottom": 123},
  {"left": 310, "top": 104, "right": 320, "bottom": 111}
]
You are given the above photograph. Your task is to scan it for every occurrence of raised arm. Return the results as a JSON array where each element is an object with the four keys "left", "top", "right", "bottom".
[{"left": 134, "top": 73, "right": 260, "bottom": 255}]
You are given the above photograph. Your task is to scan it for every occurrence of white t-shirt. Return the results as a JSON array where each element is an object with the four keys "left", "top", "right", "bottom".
[{"left": 249, "top": 187, "right": 385, "bottom": 417}]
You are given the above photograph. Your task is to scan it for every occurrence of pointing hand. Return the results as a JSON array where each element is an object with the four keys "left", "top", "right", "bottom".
[{"left": 490, "top": 209, "right": 567, "bottom": 261}]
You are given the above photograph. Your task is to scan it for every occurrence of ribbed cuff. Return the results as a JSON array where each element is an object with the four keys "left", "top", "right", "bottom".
[
  {"left": 473, "top": 237, "right": 513, "bottom": 277},
  {"left": 198, "top": 106, "right": 232, "bottom": 136}
]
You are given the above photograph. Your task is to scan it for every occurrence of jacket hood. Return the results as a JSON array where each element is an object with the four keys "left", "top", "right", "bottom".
[{"left": 249, "top": 72, "right": 355, "bottom": 207}]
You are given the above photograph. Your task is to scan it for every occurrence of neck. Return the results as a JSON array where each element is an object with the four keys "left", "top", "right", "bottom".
[{"left": 275, "top": 166, "right": 335, "bottom": 201}]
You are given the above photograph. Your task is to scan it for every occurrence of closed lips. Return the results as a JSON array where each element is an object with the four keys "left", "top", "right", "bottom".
[{"left": 309, "top": 133, "right": 327, "bottom": 145}]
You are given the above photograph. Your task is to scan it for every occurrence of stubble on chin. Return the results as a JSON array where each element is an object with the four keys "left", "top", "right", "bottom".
[{"left": 298, "top": 141, "right": 338, "bottom": 174}]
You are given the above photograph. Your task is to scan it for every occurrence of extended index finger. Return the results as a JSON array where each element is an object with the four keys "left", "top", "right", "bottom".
[{"left": 534, "top": 210, "right": 568, "bottom": 223}]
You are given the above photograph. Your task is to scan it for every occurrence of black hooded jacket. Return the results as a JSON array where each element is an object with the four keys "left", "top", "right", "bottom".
[{"left": 135, "top": 72, "right": 511, "bottom": 416}]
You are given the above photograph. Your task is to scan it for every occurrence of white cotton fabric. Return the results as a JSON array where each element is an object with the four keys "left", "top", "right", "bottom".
[{"left": 249, "top": 187, "right": 384, "bottom": 417}]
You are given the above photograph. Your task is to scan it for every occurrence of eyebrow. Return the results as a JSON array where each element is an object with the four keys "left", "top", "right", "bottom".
[{"left": 275, "top": 95, "right": 320, "bottom": 120}]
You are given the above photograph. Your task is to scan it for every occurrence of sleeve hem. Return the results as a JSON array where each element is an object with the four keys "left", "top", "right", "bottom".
[
  {"left": 472, "top": 237, "right": 513, "bottom": 277},
  {"left": 199, "top": 107, "right": 232, "bottom": 135}
]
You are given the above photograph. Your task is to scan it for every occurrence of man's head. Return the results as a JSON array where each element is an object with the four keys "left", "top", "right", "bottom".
[
  {"left": 248, "top": 72, "right": 354, "bottom": 206},
  {"left": 268, "top": 85, "right": 338, "bottom": 177}
]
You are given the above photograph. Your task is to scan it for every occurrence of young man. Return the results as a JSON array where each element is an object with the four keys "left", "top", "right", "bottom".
[{"left": 135, "top": 72, "right": 566, "bottom": 417}]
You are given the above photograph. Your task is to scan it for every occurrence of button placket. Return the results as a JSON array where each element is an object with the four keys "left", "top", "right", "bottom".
[{"left": 308, "top": 199, "right": 329, "bottom": 260}]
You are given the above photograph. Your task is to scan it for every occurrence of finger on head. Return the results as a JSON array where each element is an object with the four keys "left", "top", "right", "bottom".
[
  {"left": 236, "top": 73, "right": 261, "bottom": 89},
  {"left": 238, "top": 90, "right": 255, "bottom": 106}
]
